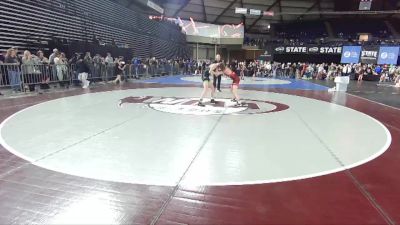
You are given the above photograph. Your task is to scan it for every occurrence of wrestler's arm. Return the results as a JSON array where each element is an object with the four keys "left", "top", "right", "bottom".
[
  {"left": 209, "top": 63, "right": 218, "bottom": 74},
  {"left": 209, "top": 63, "right": 223, "bottom": 76}
]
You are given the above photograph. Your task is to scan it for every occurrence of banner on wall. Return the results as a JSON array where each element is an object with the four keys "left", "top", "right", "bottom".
[
  {"left": 341, "top": 46, "right": 362, "bottom": 64},
  {"left": 361, "top": 46, "right": 379, "bottom": 64},
  {"left": 258, "top": 49, "right": 273, "bottom": 61},
  {"left": 273, "top": 46, "right": 342, "bottom": 54},
  {"left": 377, "top": 46, "right": 400, "bottom": 65},
  {"left": 178, "top": 19, "right": 244, "bottom": 39}
]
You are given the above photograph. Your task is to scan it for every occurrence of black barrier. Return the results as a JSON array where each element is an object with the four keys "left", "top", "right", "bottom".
[
  {"left": 272, "top": 44, "right": 400, "bottom": 65},
  {"left": 272, "top": 45, "right": 343, "bottom": 55},
  {"left": 0, "top": 62, "right": 180, "bottom": 93},
  {"left": 273, "top": 54, "right": 342, "bottom": 64}
]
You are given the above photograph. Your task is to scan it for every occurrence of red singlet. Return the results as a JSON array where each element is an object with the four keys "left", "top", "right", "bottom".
[{"left": 229, "top": 71, "right": 240, "bottom": 87}]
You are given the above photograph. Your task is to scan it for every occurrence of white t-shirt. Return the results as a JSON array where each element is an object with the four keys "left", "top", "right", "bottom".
[
  {"left": 54, "top": 57, "right": 60, "bottom": 64},
  {"left": 342, "top": 65, "right": 351, "bottom": 74}
]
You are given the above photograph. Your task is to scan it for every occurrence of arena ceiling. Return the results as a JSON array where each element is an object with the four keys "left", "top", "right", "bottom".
[{"left": 114, "top": 0, "right": 400, "bottom": 32}]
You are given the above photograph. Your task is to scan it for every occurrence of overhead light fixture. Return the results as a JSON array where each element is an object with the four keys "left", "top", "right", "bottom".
[
  {"left": 235, "top": 7, "right": 248, "bottom": 14},
  {"left": 263, "top": 11, "right": 274, "bottom": 16},
  {"left": 249, "top": 9, "right": 261, "bottom": 16}
]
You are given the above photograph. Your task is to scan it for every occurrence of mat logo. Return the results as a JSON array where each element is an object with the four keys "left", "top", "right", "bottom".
[
  {"left": 308, "top": 47, "right": 319, "bottom": 53},
  {"left": 343, "top": 51, "right": 351, "bottom": 58},
  {"left": 275, "top": 47, "right": 285, "bottom": 52},
  {"left": 380, "top": 52, "right": 395, "bottom": 60},
  {"left": 119, "top": 96, "right": 289, "bottom": 115}
]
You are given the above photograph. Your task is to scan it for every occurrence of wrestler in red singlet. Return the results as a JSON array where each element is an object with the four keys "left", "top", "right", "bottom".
[
  {"left": 228, "top": 71, "right": 240, "bottom": 87},
  {"left": 221, "top": 63, "right": 244, "bottom": 106}
]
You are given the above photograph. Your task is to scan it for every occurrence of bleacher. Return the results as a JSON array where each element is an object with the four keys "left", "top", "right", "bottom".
[
  {"left": 275, "top": 21, "right": 328, "bottom": 41},
  {"left": 0, "top": 0, "right": 190, "bottom": 58},
  {"left": 331, "top": 19, "right": 391, "bottom": 39}
]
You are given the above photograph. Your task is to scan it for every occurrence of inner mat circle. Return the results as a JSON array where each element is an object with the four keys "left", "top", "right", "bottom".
[{"left": 0, "top": 87, "right": 391, "bottom": 186}]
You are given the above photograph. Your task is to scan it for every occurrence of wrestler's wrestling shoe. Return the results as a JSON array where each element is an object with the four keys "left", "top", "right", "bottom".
[{"left": 233, "top": 102, "right": 247, "bottom": 107}]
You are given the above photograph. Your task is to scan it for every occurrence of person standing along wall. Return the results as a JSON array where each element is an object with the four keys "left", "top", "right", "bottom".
[
  {"left": 49, "top": 48, "right": 59, "bottom": 82},
  {"left": 76, "top": 55, "right": 90, "bottom": 88},
  {"left": 113, "top": 57, "right": 126, "bottom": 84},
  {"left": 105, "top": 53, "right": 114, "bottom": 82},
  {"left": 84, "top": 52, "right": 94, "bottom": 81},
  {"left": 93, "top": 54, "right": 102, "bottom": 80},
  {"left": 5, "top": 48, "right": 21, "bottom": 92},
  {"left": 55, "top": 53, "right": 69, "bottom": 88},
  {"left": 21, "top": 50, "right": 39, "bottom": 92}
]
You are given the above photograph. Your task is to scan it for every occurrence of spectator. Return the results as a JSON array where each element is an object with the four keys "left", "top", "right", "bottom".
[
  {"left": 0, "top": 52, "right": 4, "bottom": 95},
  {"left": 356, "top": 64, "right": 364, "bottom": 82},
  {"left": 394, "top": 67, "right": 400, "bottom": 87},
  {"left": 373, "top": 65, "right": 382, "bottom": 76},
  {"left": 379, "top": 65, "right": 389, "bottom": 83},
  {"left": 113, "top": 57, "right": 126, "bottom": 84},
  {"left": 239, "top": 62, "right": 245, "bottom": 80},
  {"left": 49, "top": 48, "right": 58, "bottom": 65},
  {"left": 104, "top": 53, "right": 114, "bottom": 81},
  {"left": 150, "top": 57, "right": 157, "bottom": 76},
  {"left": 84, "top": 52, "right": 93, "bottom": 80},
  {"left": 76, "top": 55, "right": 90, "bottom": 88},
  {"left": 93, "top": 54, "right": 102, "bottom": 79},
  {"left": 36, "top": 51, "right": 50, "bottom": 89},
  {"left": 132, "top": 57, "right": 139, "bottom": 79},
  {"left": 388, "top": 65, "right": 396, "bottom": 81},
  {"left": 49, "top": 48, "right": 59, "bottom": 82},
  {"left": 99, "top": 57, "right": 106, "bottom": 82},
  {"left": 36, "top": 51, "right": 49, "bottom": 64},
  {"left": 54, "top": 52, "right": 69, "bottom": 88},
  {"left": 21, "top": 50, "right": 40, "bottom": 92},
  {"left": 4, "top": 48, "right": 21, "bottom": 92},
  {"left": 304, "top": 64, "right": 313, "bottom": 79},
  {"left": 316, "top": 64, "right": 326, "bottom": 80},
  {"left": 179, "top": 59, "right": 184, "bottom": 75},
  {"left": 265, "top": 62, "right": 272, "bottom": 77},
  {"left": 111, "top": 38, "right": 117, "bottom": 47},
  {"left": 342, "top": 64, "right": 352, "bottom": 76},
  {"left": 92, "top": 35, "right": 99, "bottom": 46},
  {"left": 284, "top": 63, "right": 290, "bottom": 77},
  {"left": 0, "top": 52, "right": 4, "bottom": 63},
  {"left": 365, "top": 65, "right": 373, "bottom": 78}
]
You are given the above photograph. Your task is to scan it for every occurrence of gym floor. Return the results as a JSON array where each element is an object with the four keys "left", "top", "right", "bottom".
[{"left": 0, "top": 76, "right": 399, "bottom": 225}]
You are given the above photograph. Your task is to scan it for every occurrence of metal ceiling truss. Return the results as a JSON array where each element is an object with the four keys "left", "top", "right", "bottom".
[
  {"left": 297, "top": 0, "right": 321, "bottom": 20},
  {"left": 201, "top": 0, "right": 207, "bottom": 21},
  {"left": 213, "top": 0, "right": 240, "bottom": 23},
  {"left": 173, "top": 0, "right": 192, "bottom": 17},
  {"left": 246, "top": 0, "right": 280, "bottom": 31}
]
